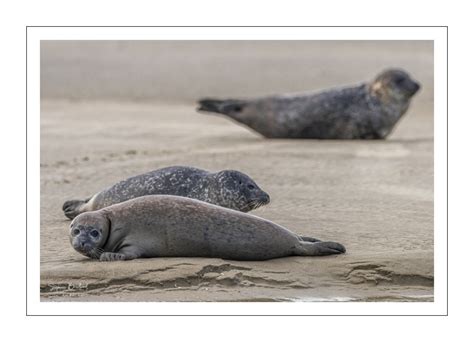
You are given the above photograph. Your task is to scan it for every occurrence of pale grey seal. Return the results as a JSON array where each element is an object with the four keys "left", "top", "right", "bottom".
[
  {"left": 63, "top": 166, "right": 270, "bottom": 219},
  {"left": 69, "top": 195, "right": 346, "bottom": 261},
  {"left": 197, "top": 69, "right": 420, "bottom": 139}
]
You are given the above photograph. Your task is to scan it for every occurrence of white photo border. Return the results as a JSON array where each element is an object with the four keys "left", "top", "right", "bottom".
[{"left": 27, "top": 26, "right": 447, "bottom": 316}]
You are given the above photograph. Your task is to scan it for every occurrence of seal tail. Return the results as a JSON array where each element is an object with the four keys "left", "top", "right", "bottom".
[
  {"left": 62, "top": 198, "right": 90, "bottom": 220},
  {"left": 197, "top": 98, "right": 247, "bottom": 115}
]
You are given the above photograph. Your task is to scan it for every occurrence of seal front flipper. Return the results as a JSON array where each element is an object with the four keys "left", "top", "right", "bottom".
[{"left": 99, "top": 252, "right": 138, "bottom": 262}]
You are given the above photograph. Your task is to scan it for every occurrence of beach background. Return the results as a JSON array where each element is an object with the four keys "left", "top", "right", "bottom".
[{"left": 40, "top": 40, "right": 433, "bottom": 302}]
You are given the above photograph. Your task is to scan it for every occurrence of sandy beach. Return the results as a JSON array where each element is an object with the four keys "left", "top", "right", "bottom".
[{"left": 40, "top": 41, "right": 433, "bottom": 301}]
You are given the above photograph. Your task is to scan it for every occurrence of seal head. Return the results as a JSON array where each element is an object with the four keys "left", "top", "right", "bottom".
[
  {"left": 69, "top": 212, "right": 110, "bottom": 259},
  {"left": 207, "top": 170, "right": 270, "bottom": 212},
  {"left": 370, "top": 69, "right": 420, "bottom": 102}
]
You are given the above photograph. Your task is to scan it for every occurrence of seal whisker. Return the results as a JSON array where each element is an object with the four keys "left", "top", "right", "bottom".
[
  {"left": 242, "top": 200, "right": 258, "bottom": 211},
  {"left": 90, "top": 248, "right": 102, "bottom": 259},
  {"left": 249, "top": 201, "right": 260, "bottom": 210},
  {"left": 253, "top": 201, "right": 265, "bottom": 210}
]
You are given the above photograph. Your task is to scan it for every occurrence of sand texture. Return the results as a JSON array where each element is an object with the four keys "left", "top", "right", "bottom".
[{"left": 40, "top": 41, "right": 433, "bottom": 301}]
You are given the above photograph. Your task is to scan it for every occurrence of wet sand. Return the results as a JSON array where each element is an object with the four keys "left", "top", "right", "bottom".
[{"left": 40, "top": 41, "right": 433, "bottom": 301}]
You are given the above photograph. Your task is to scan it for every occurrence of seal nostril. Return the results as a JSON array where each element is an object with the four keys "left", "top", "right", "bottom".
[{"left": 409, "top": 82, "right": 420, "bottom": 95}]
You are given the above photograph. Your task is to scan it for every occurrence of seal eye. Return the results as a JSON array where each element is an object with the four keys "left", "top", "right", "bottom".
[
  {"left": 247, "top": 184, "right": 255, "bottom": 190},
  {"left": 90, "top": 230, "right": 99, "bottom": 238},
  {"left": 72, "top": 228, "right": 80, "bottom": 236}
]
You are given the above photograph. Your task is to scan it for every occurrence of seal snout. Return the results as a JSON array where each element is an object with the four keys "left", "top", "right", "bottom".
[
  {"left": 259, "top": 192, "right": 271, "bottom": 205},
  {"left": 72, "top": 233, "right": 102, "bottom": 258},
  {"left": 247, "top": 191, "right": 270, "bottom": 211},
  {"left": 72, "top": 236, "right": 93, "bottom": 253},
  {"left": 408, "top": 80, "right": 421, "bottom": 96}
]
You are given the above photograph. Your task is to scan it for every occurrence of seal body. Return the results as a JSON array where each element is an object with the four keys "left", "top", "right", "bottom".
[
  {"left": 198, "top": 69, "right": 420, "bottom": 139},
  {"left": 69, "top": 195, "right": 346, "bottom": 261},
  {"left": 63, "top": 166, "right": 270, "bottom": 219}
]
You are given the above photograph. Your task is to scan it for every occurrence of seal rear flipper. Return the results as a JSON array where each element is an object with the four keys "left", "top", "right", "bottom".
[
  {"left": 197, "top": 98, "right": 247, "bottom": 116},
  {"left": 296, "top": 241, "right": 346, "bottom": 256},
  {"left": 299, "top": 235, "right": 321, "bottom": 242},
  {"left": 62, "top": 198, "right": 90, "bottom": 220}
]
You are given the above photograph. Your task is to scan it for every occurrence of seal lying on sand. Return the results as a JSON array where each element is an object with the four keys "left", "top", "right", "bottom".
[
  {"left": 69, "top": 195, "right": 346, "bottom": 261},
  {"left": 198, "top": 69, "right": 420, "bottom": 139},
  {"left": 63, "top": 166, "right": 270, "bottom": 219}
]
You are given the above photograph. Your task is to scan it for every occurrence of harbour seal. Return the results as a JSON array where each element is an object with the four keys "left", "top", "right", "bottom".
[
  {"left": 69, "top": 195, "right": 346, "bottom": 261},
  {"left": 63, "top": 166, "right": 270, "bottom": 219},
  {"left": 197, "top": 69, "right": 420, "bottom": 139}
]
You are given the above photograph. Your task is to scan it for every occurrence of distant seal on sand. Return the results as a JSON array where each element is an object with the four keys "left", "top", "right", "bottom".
[
  {"left": 198, "top": 69, "right": 420, "bottom": 139},
  {"left": 69, "top": 195, "right": 346, "bottom": 261},
  {"left": 63, "top": 166, "right": 270, "bottom": 219}
]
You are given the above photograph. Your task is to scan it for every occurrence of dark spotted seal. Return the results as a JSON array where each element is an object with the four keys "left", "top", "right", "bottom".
[
  {"left": 198, "top": 69, "right": 420, "bottom": 139},
  {"left": 63, "top": 166, "right": 270, "bottom": 219},
  {"left": 69, "top": 195, "right": 346, "bottom": 261}
]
